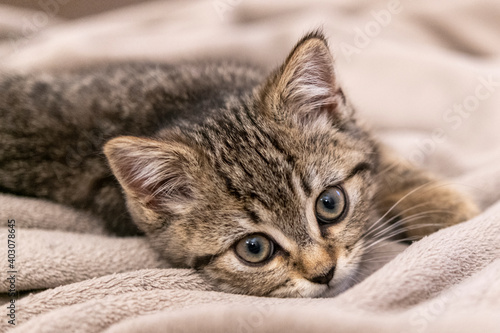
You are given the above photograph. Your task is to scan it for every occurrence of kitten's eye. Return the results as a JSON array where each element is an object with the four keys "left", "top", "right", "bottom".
[
  {"left": 235, "top": 234, "right": 274, "bottom": 264},
  {"left": 315, "top": 186, "right": 347, "bottom": 224}
]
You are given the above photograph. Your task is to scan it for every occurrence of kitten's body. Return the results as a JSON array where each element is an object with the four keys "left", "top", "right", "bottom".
[
  {"left": 0, "top": 32, "right": 478, "bottom": 297},
  {"left": 0, "top": 62, "right": 263, "bottom": 235}
]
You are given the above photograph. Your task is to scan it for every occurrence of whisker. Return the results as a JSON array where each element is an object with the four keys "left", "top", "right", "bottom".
[
  {"left": 368, "top": 209, "right": 453, "bottom": 240},
  {"left": 362, "top": 226, "right": 435, "bottom": 251},
  {"left": 356, "top": 257, "right": 400, "bottom": 264},
  {"left": 365, "top": 221, "right": 438, "bottom": 246},
  {"left": 363, "top": 203, "right": 438, "bottom": 238},
  {"left": 368, "top": 179, "right": 465, "bottom": 233},
  {"left": 363, "top": 181, "right": 437, "bottom": 234},
  {"left": 348, "top": 270, "right": 363, "bottom": 285},
  {"left": 372, "top": 162, "right": 399, "bottom": 178},
  {"left": 359, "top": 250, "right": 405, "bottom": 258},
  {"left": 361, "top": 209, "right": 448, "bottom": 251},
  {"left": 357, "top": 251, "right": 404, "bottom": 261},
  {"left": 362, "top": 236, "right": 422, "bottom": 255}
]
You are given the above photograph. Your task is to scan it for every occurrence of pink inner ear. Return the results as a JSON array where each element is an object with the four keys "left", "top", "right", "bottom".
[
  {"left": 126, "top": 155, "right": 194, "bottom": 210},
  {"left": 276, "top": 38, "right": 343, "bottom": 125},
  {"left": 104, "top": 137, "right": 196, "bottom": 211}
]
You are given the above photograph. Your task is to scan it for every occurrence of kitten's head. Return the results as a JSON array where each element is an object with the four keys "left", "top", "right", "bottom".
[{"left": 104, "top": 31, "right": 379, "bottom": 297}]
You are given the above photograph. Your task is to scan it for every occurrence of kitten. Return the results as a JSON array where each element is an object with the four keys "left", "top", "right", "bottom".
[{"left": 0, "top": 31, "right": 478, "bottom": 297}]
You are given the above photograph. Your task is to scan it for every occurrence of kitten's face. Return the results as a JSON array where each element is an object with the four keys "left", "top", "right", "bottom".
[
  {"left": 188, "top": 125, "right": 376, "bottom": 297},
  {"left": 105, "top": 32, "right": 379, "bottom": 297}
]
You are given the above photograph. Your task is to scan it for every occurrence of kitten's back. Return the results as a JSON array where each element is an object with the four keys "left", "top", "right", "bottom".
[{"left": 0, "top": 62, "right": 263, "bottom": 235}]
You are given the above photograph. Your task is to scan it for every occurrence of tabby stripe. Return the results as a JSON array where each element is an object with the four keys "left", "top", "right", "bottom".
[
  {"left": 245, "top": 207, "right": 262, "bottom": 224},
  {"left": 236, "top": 159, "right": 254, "bottom": 179},
  {"left": 300, "top": 173, "right": 312, "bottom": 197},
  {"left": 192, "top": 254, "right": 215, "bottom": 269},
  {"left": 242, "top": 104, "right": 287, "bottom": 159},
  {"left": 249, "top": 191, "right": 272, "bottom": 211},
  {"left": 232, "top": 106, "right": 245, "bottom": 127},
  {"left": 346, "top": 162, "right": 372, "bottom": 180},
  {"left": 285, "top": 171, "right": 298, "bottom": 197},
  {"left": 214, "top": 160, "right": 242, "bottom": 200},
  {"left": 200, "top": 130, "right": 216, "bottom": 153},
  {"left": 255, "top": 149, "right": 270, "bottom": 165}
]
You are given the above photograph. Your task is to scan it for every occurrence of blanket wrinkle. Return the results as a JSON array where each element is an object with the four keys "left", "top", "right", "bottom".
[
  {"left": 0, "top": 194, "right": 106, "bottom": 234},
  {"left": 0, "top": 229, "right": 169, "bottom": 293},
  {"left": 13, "top": 269, "right": 212, "bottom": 320},
  {"left": 1, "top": 0, "right": 499, "bottom": 332}
]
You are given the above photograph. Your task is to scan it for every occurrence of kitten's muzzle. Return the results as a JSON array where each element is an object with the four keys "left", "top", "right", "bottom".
[{"left": 308, "top": 266, "right": 335, "bottom": 285}]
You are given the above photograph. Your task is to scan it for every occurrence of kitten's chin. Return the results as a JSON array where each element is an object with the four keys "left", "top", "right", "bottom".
[
  {"left": 267, "top": 277, "right": 355, "bottom": 298},
  {"left": 321, "top": 249, "right": 364, "bottom": 298},
  {"left": 268, "top": 280, "right": 329, "bottom": 298},
  {"left": 267, "top": 255, "right": 363, "bottom": 298},
  {"left": 322, "top": 277, "right": 357, "bottom": 298}
]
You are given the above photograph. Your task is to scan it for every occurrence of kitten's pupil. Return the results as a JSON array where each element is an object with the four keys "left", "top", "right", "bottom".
[
  {"left": 321, "top": 196, "right": 336, "bottom": 210},
  {"left": 246, "top": 238, "right": 261, "bottom": 254}
]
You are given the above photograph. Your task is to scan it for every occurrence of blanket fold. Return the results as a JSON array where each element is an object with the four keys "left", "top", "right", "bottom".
[
  {"left": 3, "top": 203, "right": 499, "bottom": 332},
  {"left": 0, "top": 228, "right": 168, "bottom": 293}
]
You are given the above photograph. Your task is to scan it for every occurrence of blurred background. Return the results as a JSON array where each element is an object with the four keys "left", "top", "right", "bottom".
[
  {"left": 0, "top": 0, "right": 499, "bottom": 187},
  {"left": 0, "top": 0, "right": 153, "bottom": 18}
]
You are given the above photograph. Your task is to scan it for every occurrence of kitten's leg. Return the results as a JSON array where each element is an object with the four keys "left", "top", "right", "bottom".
[{"left": 374, "top": 146, "right": 479, "bottom": 239}]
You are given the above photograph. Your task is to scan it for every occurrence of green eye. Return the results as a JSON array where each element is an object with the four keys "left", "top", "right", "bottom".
[
  {"left": 235, "top": 234, "right": 274, "bottom": 264},
  {"left": 315, "top": 186, "right": 347, "bottom": 224}
]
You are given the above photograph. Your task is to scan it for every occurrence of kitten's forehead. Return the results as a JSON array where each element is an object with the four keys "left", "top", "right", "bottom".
[
  {"left": 195, "top": 105, "right": 366, "bottom": 245},
  {"left": 204, "top": 112, "right": 300, "bottom": 207}
]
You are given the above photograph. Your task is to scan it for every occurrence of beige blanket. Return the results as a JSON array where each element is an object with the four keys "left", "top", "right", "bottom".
[{"left": 1, "top": 0, "right": 500, "bottom": 332}]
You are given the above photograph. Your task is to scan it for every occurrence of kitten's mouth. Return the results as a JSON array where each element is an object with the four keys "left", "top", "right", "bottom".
[
  {"left": 269, "top": 248, "right": 365, "bottom": 298},
  {"left": 268, "top": 269, "right": 357, "bottom": 298},
  {"left": 322, "top": 249, "right": 364, "bottom": 297},
  {"left": 324, "top": 276, "right": 356, "bottom": 297}
]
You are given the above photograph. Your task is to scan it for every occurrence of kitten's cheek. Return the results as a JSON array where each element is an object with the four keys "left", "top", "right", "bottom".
[{"left": 207, "top": 252, "right": 291, "bottom": 295}]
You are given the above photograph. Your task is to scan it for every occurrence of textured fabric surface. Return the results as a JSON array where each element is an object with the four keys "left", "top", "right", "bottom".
[{"left": 1, "top": 0, "right": 499, "bottom": 332}]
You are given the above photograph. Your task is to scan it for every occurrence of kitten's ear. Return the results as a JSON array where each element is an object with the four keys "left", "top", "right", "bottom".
[
  {"left": 104, "top": 136, "right": 199, "bottom": 212},
  {"left": 262, "top": 31, "right": 346, "bottom": 126}
]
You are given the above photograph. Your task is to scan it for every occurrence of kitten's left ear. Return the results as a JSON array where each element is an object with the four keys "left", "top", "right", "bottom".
[{"left": 261, "top": 31, "right": 346, "bottom": 126}]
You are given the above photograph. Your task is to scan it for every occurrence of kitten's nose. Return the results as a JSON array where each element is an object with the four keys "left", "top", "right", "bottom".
[{"left": 308, "top": 266, "right": 335, "bottom": 285}]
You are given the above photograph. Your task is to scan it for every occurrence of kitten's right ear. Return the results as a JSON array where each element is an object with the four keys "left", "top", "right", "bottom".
[
  {"left": 261, "top": 31, "right": 347, "bottom": 127},
  {"left": 104, "top": 136, "right": 199, "bottom": 213}
]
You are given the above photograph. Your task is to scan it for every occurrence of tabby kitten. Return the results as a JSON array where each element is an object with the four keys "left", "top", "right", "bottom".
[{"left": 0, "top": 31, "right": 477, "bottom": 297}]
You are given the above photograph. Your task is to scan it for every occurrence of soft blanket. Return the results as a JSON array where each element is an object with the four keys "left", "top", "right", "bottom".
[{"left": 1, "top": 0, "right": 500, "bottom": 332}]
